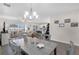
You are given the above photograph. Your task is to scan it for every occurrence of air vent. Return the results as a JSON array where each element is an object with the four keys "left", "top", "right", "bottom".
[{"left": 3, "top": 3, "right": 11, "bottom": 7}]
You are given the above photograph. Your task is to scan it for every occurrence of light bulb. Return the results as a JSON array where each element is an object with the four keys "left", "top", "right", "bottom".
[
  {"left": 25, "top": 11, "right": 29, "bottom": 16},
  {"left": 33, "top": 11, "right": 37, "bottom": 16},
  {"left": 29, "top": 16, "right": 32, "bottom": 19},
  {"left": 35, "top": 15, "right": 39, "bottom": 19}
]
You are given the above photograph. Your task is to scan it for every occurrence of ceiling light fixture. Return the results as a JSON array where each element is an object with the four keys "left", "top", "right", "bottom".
[{"left": 24, "top": 4, "right": 39, "bottom": 20}]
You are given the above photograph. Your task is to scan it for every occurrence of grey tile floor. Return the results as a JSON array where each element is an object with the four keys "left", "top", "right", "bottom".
[
  {"left": 52, "top": 40, "right": 79, "bottom": 55},
  {"left": 1, "top": 44, "right": 14, "bottom": 55}
]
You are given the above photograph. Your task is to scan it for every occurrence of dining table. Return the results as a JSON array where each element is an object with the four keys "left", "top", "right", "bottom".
[{"left": 18, "top": 37, "right": 58, "bottom": 55}]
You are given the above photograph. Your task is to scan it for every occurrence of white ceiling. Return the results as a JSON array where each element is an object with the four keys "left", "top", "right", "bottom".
[{"left": 1, "top": 3, "right": 79, "bottom": 19}]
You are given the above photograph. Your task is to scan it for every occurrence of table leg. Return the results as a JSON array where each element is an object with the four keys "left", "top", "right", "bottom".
[{"left": 54, "top": 48, "right": 57, "bottom": 55}]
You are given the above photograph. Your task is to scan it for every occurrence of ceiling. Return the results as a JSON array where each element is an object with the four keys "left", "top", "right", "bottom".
[{"left": 0, "top": 3, "right": 79, "bottom": 19}]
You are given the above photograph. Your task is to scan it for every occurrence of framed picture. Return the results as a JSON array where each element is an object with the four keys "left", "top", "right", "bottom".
[
  {"left": 54, "top": 20, "right": 59, "bottom": 24},
  {"left": 59, "top": 23, "right": 65, "bottom": 27},
  {"left": 64, "top": 18, "right": 71, "bottom": 23},
  {"left": 71, "top": 22, "right": 78, "bottom": 27}
]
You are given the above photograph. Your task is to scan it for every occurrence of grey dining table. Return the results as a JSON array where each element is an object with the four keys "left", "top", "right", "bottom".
[{"left": 20, "top": 37, "right": 58, "bottom": 55}]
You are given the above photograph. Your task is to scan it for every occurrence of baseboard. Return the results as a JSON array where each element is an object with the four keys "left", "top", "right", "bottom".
[{"left": 51, "top": 39, "right": 79, "bottom": 47}]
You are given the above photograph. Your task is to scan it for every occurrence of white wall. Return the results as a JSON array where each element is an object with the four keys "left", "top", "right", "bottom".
[
  {"left": 31, "top": 17, "right": 50, "bottom": 23},
  {"left": 0, "top": 16, "right": 50, "bottom": 32},
  {"left": 50, "top": 11, "right": 79, "bottom": 46}
]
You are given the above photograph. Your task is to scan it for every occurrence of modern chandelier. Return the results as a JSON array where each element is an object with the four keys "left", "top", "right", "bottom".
[{"left": 24, "top": 4, "right": 39, "bottom": 20}]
